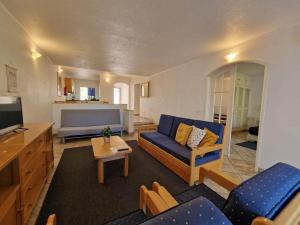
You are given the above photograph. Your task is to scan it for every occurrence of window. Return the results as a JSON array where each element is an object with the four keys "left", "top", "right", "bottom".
[
  {"left": 113, "top": 87, "right": 121, "bottom": 104},
  {"left": 80, "top": 87, "right": 88, "bottom": 100},
  {"left": 80, "top": 87, "right": 96, "bottom": 100}
]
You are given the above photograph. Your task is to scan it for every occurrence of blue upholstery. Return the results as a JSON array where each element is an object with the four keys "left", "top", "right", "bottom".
[
  {"left": 140, "top": 196, "right": 232, "bottom": 225},
  {"left": 140, "top": 132, "right": 220, "bottom": 166},
  {"left": 170, "top": 117, "right": 194, "bottom": 138},
  {"left": 193, "top": 120, "right": 225, "bottom": 144},
  {"left": 158, "top": 114, "right": 174, "bottom": 136},
  {"left": 223, "top": 163, "right": 300, "bottom": 225}
]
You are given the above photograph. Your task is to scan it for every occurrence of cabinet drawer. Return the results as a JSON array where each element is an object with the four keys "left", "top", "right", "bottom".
[
  {"left": 22, "top": 164, "right": 46, "bottom": 223},
  {"left": 21, "top": 162, "right": 45, "bottom": 204},
  {"left": 0, "top": 203, "right": 18, "bottom": 225},
  {"left": 20, "top": 151, "right": 41, "bottom": 185},
  {"left": 19, "top": 144, "right": 36, "bottom": 169}
]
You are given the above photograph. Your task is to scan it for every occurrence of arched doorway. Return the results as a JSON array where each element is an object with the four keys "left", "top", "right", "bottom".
[
  {"left": 206, "top": 61, "right": 267, "bottom": 171},
  {"left": 113, "top": 82, "right": 129, "bottom": 107}
]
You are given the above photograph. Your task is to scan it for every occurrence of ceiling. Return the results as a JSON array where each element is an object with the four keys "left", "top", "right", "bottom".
[{"left": 2, "top": 0, "right": 300, "bottom": 76}]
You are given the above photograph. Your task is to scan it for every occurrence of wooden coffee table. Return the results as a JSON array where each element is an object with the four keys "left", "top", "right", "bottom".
[{"left": 91, "top": 136, "right": 132, "bottom": 183}]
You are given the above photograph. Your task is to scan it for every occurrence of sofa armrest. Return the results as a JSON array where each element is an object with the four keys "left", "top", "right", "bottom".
[
  {"left": 191, "top": 144, "right": 223, "bottom": 158},
  {"left": 199, "top": 167, "right": 240, "bottom": 192},
  {"left": 138, "top": 124, "right": 158, "bottom": 136}
]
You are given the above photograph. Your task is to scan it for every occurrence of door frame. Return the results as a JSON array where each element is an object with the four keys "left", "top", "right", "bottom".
[{"left": 205, "top": 60, "right": 268, "bottom": 171}]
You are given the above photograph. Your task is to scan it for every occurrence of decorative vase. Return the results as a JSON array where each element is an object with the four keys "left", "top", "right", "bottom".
[{"left": 104, "top": 137, "right": 110, "bottom": 143}]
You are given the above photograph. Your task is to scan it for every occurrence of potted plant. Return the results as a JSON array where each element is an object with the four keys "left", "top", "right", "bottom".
[{"left": 103, "top": 126, "right": 113, "bottom": 143}]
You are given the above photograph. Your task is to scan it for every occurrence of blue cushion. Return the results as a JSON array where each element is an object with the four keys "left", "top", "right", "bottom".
[
  {"left": 193, "top": 120, "right": 225, "bottom": 144},
  {"left": 141, "top": 132, "right": 220, "bottom": 166},
  {"left": 170, "top": 117, "right": 194, "bottom": 138},
  {"left": 158, "top": 114, "right": 174, "bottom": 136},
  {"left": 140, "top": 196, "right": 232, "bottom": 225},
  {"left": 223, "top": 163, "right": 300, "bottom": 225},
  {"left": 195, "top": 151, "right": 220, "bottom": 166}
]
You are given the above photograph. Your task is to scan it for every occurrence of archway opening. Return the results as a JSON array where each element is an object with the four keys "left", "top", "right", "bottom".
[
  {"left": 206, "top": 61, "right": 266, "bottom": 172},
  {"left": 113, "top": 82, "right": 129, "bottom": 107}
]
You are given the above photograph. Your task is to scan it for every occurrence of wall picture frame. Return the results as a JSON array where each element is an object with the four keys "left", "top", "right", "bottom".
[
  {"left": 141, "top": 82, "right": 149, "bottom": 97},
  {"left": 6, "top": 65, "right": 18, "bottom": 93},
  {"left": 57, "top": 72, "right": 63, "bottom": 97}
]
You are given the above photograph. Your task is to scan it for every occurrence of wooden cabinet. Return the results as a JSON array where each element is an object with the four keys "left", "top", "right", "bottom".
[{"left": 0, "top": 123, "right": 54, "bottom": 225}]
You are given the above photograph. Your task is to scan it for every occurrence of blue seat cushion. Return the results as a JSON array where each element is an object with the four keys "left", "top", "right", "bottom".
[
  {"left": 157, "top": 114, "right": 174, "bottom": 136},
  {"left": 223, "top": 163, "right": 300, "bottom": 225},
  {"left": 193, "top": 120, "right": 225, "bottom": 144},
  {"left": 170, "top": 117, "right": 194, "bottom": 138},
  {"left": 140, "top": 196, "right": 232, "bottom": 225},
  {"left": 140, "top": 132, "right": 220, "bottom": 166}
]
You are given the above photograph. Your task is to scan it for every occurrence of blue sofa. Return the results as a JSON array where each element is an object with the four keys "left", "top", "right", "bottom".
[
  {"left": 138, "top": 114, "right": 225, "bottom": 185},
  {"left": 57, "top": 109, "right": 123, "bottom": 142}
]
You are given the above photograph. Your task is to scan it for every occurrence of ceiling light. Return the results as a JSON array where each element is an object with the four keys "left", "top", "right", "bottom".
[
  {"left": 31, "top": 50, "right": 42, "bottom": 59},
  {"left": 105, "top": 77, "right": 110, "bottom": 83},
  {"left": 58, "top": 67, "right": 63, "bottom": 73},
  {"left": 225, "top": 53, "right": 238, "bottom": 62}
]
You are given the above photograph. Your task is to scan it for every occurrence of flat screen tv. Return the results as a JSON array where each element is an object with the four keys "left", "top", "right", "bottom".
[{"left": 0, "top": 96, "right": 23, "bottom": 136}]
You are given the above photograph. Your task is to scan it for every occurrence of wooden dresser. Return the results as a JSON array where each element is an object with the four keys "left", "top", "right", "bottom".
[{"left": 0, "top": 123, "right": 54, "bottom": 225}]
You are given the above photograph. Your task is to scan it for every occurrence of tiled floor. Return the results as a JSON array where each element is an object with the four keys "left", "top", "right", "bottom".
[{"left": 28, "top": 132, "right": 257, "bottom": 225}]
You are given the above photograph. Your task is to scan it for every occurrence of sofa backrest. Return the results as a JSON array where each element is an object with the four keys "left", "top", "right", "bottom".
[
  {"left": 223, "top": 163, "right": 300, "bottom": 225},
  {"left": 193, "top": 120, "right": 225, "bottom": 144},
  {"left": 139, "top": 196, "right": 232, "bottom": 225},
  {"left": 61, "top": 109, "right": 121, "bottom": 127},
  {"left": 157, "top": 114, "right": 174, "bottom": 136},
  {"left": 157, "top": 114, "right": 225, "bottom": 144},
  {"left": 170, "top": 117, "right": 194, "bottom": 138}
]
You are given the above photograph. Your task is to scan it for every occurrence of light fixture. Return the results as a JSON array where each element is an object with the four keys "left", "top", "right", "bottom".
[
  {"left": 105, "top": 77, "right": 110, "bottom": 83},
  {"left": 31, "top": 50, "right": 42, "bottom": 59},
  {"left": 58, "top": 66, "right": 63, "bottom": 73},
  {"left": 225, "top": 53, "right": 238, "bottom": 62}
]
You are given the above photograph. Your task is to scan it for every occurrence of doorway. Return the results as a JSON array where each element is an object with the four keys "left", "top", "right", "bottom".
[
  {"left": 206, "top": 62, "right": 265, "bottom": 170},
  {"left": 134, "top": 83, "right": 141, "bottom": 115}
]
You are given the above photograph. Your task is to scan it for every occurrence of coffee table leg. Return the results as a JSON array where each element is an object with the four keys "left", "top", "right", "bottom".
[
  {"left": 98, "top": 160, "right": 104, "bottom": 183},
  {"left": 124, "top": 154, "right": 129, "bottom": 177}
]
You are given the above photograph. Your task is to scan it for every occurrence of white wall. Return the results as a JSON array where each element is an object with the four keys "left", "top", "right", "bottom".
[
  {"left": 140, "top": 25, "right": 300, "bottom": 169},
  {"left": 0, "top": 4, "right": 55, "bottom": 123},
  {"left": 99, "top": 73, "right": 131, "bottom": 105},
  {"left": 73, "top": 78, "right": 100, "bottom": 100}
]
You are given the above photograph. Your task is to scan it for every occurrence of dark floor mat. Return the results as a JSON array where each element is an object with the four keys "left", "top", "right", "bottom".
[{"left": 35, "top": 140, "right": 189, "bottom": 225}]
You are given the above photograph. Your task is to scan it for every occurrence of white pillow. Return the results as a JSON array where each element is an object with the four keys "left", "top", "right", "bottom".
[{"left": 187, "top": 126, "right": 206, "bottom": 149}]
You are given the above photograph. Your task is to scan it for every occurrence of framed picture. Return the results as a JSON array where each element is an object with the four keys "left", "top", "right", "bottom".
[
  {"left": 141, "top": 82, "right": 149, "bottom": 97},
  {"left": 6, "top": 65, "right": 18, "bottom": 93},
  {"left": 57, "top": 73, "right": 62, "bottom": 96}
]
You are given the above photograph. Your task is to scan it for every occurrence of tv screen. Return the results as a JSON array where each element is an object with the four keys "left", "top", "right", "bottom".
[{"left": 0, "top": 96, "right": 23, "bottom": 135}]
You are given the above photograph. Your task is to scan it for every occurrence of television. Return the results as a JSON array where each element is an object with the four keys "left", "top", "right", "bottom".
[{"left": 0, "top": 96, "right": 23, "bottom": 136}]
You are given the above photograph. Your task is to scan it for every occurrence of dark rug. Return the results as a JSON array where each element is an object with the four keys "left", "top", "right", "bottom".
[
  {"left": 35, "top": 140, "right": 189, "bottom": 225},
  {"left": 236, "top": 141, "right": 257, "bottom": 150}
]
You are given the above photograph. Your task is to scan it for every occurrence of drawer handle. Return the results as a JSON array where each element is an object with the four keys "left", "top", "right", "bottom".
[
  {"left": 25, "top": 170, "right": 32, "bottom": 175},
  {"left": 26, "top": 151, "right": 33, "bottom": 156},
  {"left": 28, "top": 203, "right": 33, "bottom": 208}
]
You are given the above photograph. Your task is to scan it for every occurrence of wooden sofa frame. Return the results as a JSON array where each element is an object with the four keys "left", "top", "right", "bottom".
[{"left": 138, "top": 124, "right": 225, "bottom": 186}]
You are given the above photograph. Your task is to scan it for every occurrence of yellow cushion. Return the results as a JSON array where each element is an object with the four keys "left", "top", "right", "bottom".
[
  {"left": 175, "top": 123, "right": 193, "bottom": 146},
  {"left": 199, "top": 128, "right": 219, "bottom": 147}
]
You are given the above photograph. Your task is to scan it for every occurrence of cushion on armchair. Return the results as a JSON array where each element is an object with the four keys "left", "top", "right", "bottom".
[
  {"left": 140, "top": 196, "right": 232, "bottom": 225},
  {"left": 223, "top": 163, "right": 300, "bottom": 225}
]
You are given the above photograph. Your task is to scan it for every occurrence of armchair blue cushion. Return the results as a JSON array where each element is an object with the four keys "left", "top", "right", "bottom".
[
  {"left": 140, "top": 196, "right": 232, "bottom": 225},
  {"left": 223, "top": 163, "right": 300, "bottom": 225},
  {"left": 158, "top": 114, "right": 175, "bottom": 136}
]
